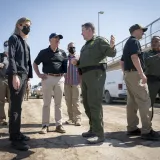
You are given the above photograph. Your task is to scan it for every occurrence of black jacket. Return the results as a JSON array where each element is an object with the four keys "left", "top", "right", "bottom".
[{"left": 7, "top": 34, "right": 33, "bottom": 78}]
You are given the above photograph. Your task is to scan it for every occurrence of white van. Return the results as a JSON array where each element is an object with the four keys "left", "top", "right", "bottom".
[{"left": 103, "top": 69, "right": 127, "bottom": 104}]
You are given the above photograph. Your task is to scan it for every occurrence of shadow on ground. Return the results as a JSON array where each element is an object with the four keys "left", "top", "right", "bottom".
[{"left": 0, "top": 130, "right": 160, "bottom": 159}]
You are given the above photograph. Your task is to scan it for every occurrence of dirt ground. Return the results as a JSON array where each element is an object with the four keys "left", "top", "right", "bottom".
[{"left": 0, "top": 98, "right": 160, "bottom": 160}]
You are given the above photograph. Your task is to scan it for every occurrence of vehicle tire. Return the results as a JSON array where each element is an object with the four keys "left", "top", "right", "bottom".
[{"left": 104, "top": 91, "right": 112, "bottom": 104}]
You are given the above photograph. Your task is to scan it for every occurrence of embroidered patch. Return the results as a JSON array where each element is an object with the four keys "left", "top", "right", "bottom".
[{"left": 90, "top": 41, "right": 95, "bottom": 46}]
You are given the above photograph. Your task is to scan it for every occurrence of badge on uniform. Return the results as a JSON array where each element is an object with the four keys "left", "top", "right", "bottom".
[{"left": 90, "top": 41, "right": 95, "bottom": 46}]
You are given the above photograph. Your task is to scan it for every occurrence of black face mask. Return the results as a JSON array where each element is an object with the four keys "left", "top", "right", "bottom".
[
  {"left": 69, "top": 47, "right": 76, "bottom": 54},
  {"left": 22, "top": 26, "right": 30, "bottom": 35}
]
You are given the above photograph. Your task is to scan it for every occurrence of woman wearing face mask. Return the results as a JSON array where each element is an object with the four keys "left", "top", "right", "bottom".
[{"left": 7, "top": 17, "right": 33, "bottom": 151}]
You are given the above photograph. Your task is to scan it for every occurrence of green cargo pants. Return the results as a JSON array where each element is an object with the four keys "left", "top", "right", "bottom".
[
  {"left": 81, "top": 69, "right": 106, "bottom": 138},
  {"left": 147, "top": 80, "right": 160, "bottom": 107},
  {"left": 0, "top": 77, "right": 10, "bottom": 120}
]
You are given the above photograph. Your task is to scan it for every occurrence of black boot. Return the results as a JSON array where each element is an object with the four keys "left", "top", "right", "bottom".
[
  {"left": 82, "top": 130, "right": 96, "bottom": 138},
  {"left": 10, "top": 133, "right": 30, "bottom": 141},
  {"left": 11, "top": 140, "right": 30, "bottom": 151}
]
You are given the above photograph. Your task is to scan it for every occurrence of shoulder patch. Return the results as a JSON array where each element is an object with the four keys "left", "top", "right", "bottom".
[{"left": 96, "top": 36, "right": 109, "bottom": 43}]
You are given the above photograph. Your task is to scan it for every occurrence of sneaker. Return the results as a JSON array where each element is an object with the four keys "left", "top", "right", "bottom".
[
  {"left": 87, "top": 136, "right": 105, "bottom": 144},
  {"left": 65, "top": 119, "right": 74, "bottom": 125},
  {"left": 75, "top": 120, "right": 81, "bottom": 126},
  {"left": 55, "top": 125, "right": 66, "bottom": 133},
  {"left": 11, "top": 140, "right": 30, "bottom": 151},
  {"left": 0, "top": 119, "right": 8, "bottom": 126},
  {"left": 141, "top": 130, "right": 160, "bottom": 141},
  {"left": 127, "top": 128, "right": 141, "bottom": 136},
  {"left": 9, "top": 133, "right": 30, "bottom": 141},
  {"left": 82, "top": 130, "right": 96, "bottom": 138},
  {"left": 39, "top": 125, "right": 49, "bottom": 134}
]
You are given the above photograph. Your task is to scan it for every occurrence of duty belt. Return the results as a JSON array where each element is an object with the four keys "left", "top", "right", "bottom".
[{"left": 80, "top": 64, "right": 107, "bottom": 74}]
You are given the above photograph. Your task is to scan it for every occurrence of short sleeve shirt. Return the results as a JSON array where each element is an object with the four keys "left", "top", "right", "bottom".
[
  {"left": 34, "top": 46, "right": 68, "bottom": 74},
  {"left": 121, "top": 36, "right": 144, "bottom": 71}
]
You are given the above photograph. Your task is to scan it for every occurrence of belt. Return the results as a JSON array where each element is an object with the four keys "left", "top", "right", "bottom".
[
  {"left": 47, "top": 73, "right": 63, "bottom": 77},
  {"left": 80, "top": 64, "right": 107, "bottom": 74},
  {"left": 125, "top": 68, "right": 137, "bottom": 72}
]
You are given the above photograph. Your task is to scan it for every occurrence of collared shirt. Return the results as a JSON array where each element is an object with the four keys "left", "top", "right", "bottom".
[
  {"left": 78, "top": 35, "right": 116, "bottom": 68},
  {"left": 34, "top": 46, "right": 68, "bottom": 74},
  {"left": 65, "top": 55, "right": 80, "bottom": 85},
  {"left": 143, "top": 50, "right": 160, "bottom": 77},
  {"left": 7, "top": 34, "right": 33, "bottom": 78},
  {"left": 121, "top": 36, "right": 144, "bottom": 71}
]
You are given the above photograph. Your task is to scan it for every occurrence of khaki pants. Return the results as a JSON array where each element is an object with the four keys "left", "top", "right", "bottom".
[
  {"left": 64, "top": 84, "right": 81, "bottom": 122},
  {"left": 24, "top": 89, "right": 30, "bottom": 100},
  {"left": 0, "top": 78, "right": 10, "bottom": 120},
  {"left": 124, "top": 71, "right": 152, "bottom": 134},
  {"left": 42, "top": 75, "right": 64, "bottom": 127}
]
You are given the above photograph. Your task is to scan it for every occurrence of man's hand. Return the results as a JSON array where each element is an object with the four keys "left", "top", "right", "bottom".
[
  {"left": 139, "top": 73, "right": 147, "bottom": 84},
  {"left": 71, "top": 59, "right": 78, "bottom": 66},
  {"left": 12, "top": 75, "right": 20, "bottom": 90},
  {"left": 38, "top": 73, "right": 47, "bottom": 80},
  {"left": 110, "top": 35, "right": 115, "bottom": 48},
  {"left": 0, "top": 63, "right": 4, "bottom": 68}
]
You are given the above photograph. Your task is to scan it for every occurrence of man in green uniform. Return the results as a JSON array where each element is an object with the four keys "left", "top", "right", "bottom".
[
  {"left": 143, "top": 36, "right": 160, "bottom": 119},
  {"left": 72, "top": 22, "right": 116, "bottom": 144}
]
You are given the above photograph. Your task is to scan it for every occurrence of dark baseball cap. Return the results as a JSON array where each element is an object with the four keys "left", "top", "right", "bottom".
[
  {"left": 129, "top": 24, "right": 148, "bottom": 33},
  {"left": 49, "top": 33, "right": 63, "bottom": 39}
]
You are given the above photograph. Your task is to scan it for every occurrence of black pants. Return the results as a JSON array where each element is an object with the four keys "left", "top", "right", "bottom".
[{"left": 8, "top": 74, "right": 27, "bottom": 137}]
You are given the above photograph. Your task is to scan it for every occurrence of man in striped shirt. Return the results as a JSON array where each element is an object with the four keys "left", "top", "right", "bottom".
[{"left": 65, "top": 42, "right": 81, "bottom": 126}]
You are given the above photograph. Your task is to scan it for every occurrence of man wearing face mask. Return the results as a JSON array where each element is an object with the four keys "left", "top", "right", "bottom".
[
  {"left": 7, "top": 17, "right": 33, "bottom": 151},
  {"left": 64, "top": 42, "right": 81, "bottom": 126},
  {"left": 143, "top": 36, "right": 160, "bottom": 120},
  {"left": 0, "top": 41, "right": 10, "bottom": 126}
]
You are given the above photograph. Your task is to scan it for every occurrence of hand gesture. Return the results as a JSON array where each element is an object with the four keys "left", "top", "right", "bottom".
[{"left": 110, "top": 35, "right": 115, "bottom": 48}]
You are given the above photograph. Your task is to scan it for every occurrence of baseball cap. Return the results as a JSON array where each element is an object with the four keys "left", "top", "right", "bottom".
[
  {"left": 129, "top": 24, "right": 148, "bottom": 33},
  {"left": 49, "top": 33, "right": 63, "bottom": 39}
]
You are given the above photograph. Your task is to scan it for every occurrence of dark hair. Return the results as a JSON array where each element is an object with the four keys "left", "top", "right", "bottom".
[
  {"left": 3, "top": 40, "right": 8, "bottom": 47},
  {"left": 152, "top": 36, "right": 160, "bottom": 40},
  {"left": 82, "top": 22, "right": 95, "bottom": 33}
]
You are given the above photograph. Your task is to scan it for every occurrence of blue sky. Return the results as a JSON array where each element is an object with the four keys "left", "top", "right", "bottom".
[{"left": 0, "top": 0, "right": 160, "bottom": 85}]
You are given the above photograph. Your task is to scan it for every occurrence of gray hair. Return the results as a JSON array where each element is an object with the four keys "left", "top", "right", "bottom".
[
  {"left": 68, "top": 42, "right": 74, "bottom": 48},
  {"left": 13, "top": 17, "right": 31, "bottom": 35}
]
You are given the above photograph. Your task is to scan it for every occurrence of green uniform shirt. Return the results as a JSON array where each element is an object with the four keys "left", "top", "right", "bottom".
[
  {"left": 143, "top": 50, "right": 160, "bottom": 76},
  {"left": 78, "top": 35, "right": 116, "bottom": 68}
]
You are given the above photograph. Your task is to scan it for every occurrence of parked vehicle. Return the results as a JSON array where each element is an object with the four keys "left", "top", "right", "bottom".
[
  {"left": 31, "top": 85, "right": 38, "bottom": 97},
  {"left": 35, "top": 82, "right": 43, "bottom": 99},
  {"left": 103, "top": 69, "right": 127, "bottom": 104}
]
